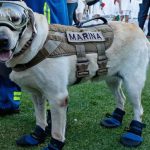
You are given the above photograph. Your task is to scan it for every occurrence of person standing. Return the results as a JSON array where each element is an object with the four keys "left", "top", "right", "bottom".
[
  {"left": 46, "top": 0, "right": 69, "bottom": 25},
  {"left": 112, "top": 0, "right": 122, "bottom": 21},
  {"left": 25, "top": 0, "right": 69, "bottom": 25},
  {"left": 0, "top": 63, "right": 21, "bottom": 116},
  {"left": 138, "top": 0, "right": 150, "bottom": 38},
  {"left": 76, "top": 0, "right": 85, "bottom": 22},
  {"left": 24, "top": 0, "right": 45, "bottom": 14},
  {"left": 67, "top": 0, "right": 78, "bottom": 25},
  {"left": 119, "top": 0, "right": 131, "bottom": 22}
]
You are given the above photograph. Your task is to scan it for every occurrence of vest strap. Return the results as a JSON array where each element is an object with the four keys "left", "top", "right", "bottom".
[{"left": 76, "top": 45, "right": 89, "bottom": 78}]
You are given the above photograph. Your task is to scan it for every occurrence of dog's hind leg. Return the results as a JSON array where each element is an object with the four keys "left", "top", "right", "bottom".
[
  {"left": 16, "top": 92, "right": 47, "bottom": 146},
  {"left": 106, "top": 77, "right": 126, "bottom": 110},
  {"left": 123, "top": 73, "right": 146, "bottom": 122},
  {"left": 100, "top": 77, "right": 126, "bottom": 128},
  {"left": 120, "top": 73, "right": 146, "bottom": 147}
]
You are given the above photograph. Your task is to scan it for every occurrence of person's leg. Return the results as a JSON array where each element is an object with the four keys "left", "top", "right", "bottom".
[
  {"left": 73, "top": 2, "right": 78, "bottom": 24},
  {"left": 0, "top": 63, "right": 21, "bottom": 115},
  {"left": 125, "top": 15, "right": 129, "bottom": 23},
  {"left": 147, "top": 13, "right": 150, "bottom": 36},
  {"left": 138, "top": 0, "right": 150, "bottom": 30},
  {"left": 67, "top": 3, "right": 78, "bottom": 25},
  {"left": 120, "top": 15, "right": 124, "bottom": 21}
]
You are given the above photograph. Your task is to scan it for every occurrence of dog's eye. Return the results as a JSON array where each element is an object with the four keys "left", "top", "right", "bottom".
[{"left": 11, "top": 16, "right": 20, "bottom": 22}]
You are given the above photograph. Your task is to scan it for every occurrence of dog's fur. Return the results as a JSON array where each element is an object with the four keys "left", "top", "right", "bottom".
[{"left": 1, "top": 1, "right": 150, "bottom": 144}]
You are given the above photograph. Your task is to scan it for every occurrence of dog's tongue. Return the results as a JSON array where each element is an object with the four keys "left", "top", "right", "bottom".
[{"left": 0, "top": 50, "right": 12, "bottom": 62}]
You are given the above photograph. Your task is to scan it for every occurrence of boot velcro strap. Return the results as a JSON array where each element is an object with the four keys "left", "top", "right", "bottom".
[
  {"left": 127, "top": 120, "right": 146, "bottom": 136},
  {"left": 105, "top": 108, "right": 125, "bottom": 123},
  {"left": 112, "top": 108, "right": 125, "bottom": 122},
  {"left": 112, "top": 113, "right": 124, "bottom": 122},
  {"left": 50, "top": 137, "right": 65, "bottom": 150},
  {"left": 130, "top": 120, "right": 146, "bottom": 129},
  {"left": 31, "top": 125, "right": 46, "bottom": 142},
  {"left": 127, "top": 127, "right": 142, "bottom": 136}
]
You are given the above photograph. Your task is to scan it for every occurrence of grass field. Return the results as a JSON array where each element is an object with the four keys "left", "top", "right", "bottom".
[{"left": 0, "top": 70, "right": 150, "bottom": 150}]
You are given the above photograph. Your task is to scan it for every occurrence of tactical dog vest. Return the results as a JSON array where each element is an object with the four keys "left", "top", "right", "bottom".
[{"left": 13, "top": 22, "right": 114, "bottom": 80}]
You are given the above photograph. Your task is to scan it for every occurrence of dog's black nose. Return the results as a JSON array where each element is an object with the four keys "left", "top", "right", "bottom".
[{"left": 0, "top": 35, "right": 9, "bottom": 49}]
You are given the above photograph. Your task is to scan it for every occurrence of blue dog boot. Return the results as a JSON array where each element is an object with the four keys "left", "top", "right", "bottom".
[
  {"left": 43, "top": 138, "right": 65, "bottom": 150},
  {"left": 16, "top": 125, "right": 46, "bottom": 146},
  {"left": 100, "top": 108, "right": 125, "bottom": 128},
  {"left": 120, "top": 120, "right": 146, "bottom": 147}
]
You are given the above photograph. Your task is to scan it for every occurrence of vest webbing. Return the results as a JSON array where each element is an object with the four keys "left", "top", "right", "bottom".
[{"left": 12, "top": 24, "right": 114, "bottom": 79}]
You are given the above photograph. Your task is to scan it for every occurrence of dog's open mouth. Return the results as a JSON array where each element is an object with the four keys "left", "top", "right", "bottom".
[{"left": 0, "top": 50, "right": 12, "bottom": 62}]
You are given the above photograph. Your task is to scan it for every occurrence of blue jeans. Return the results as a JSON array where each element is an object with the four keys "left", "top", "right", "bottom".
[
  {"left": 67, "top": 2, "right": 78, "bottom": 25},
  {"left": 0, "top": 63, "right": 21, "bottom": 111},
  {"left": 46, "top": 0, "right": 69, "bottom": 25},
  {"left": 138, "top": 0, "right": 150, "bottom": 36}
]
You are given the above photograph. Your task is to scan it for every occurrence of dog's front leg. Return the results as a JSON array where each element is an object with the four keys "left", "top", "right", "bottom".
[
  {"left": 16, "top": 93, "right": 47, "bottom": 146},
  {"left": 44, "top": 96, "right": 68, "bottom": 150},
  {"left": 32, "top": 93, "right": 47, "bottom": 130}
]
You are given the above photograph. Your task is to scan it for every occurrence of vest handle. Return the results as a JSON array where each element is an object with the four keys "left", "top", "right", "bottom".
[{"left": 74, "top": 17, "right": 108, "bottom": 28}]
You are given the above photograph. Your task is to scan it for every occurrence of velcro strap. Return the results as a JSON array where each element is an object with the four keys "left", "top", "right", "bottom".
[
  {"left": 96, "top": 44, "right": 108, "bottom": 76},
  {"left": 106, "top": 108, "right": 125, "bottom": 123},
  {"left": 127, "top": 120, "right": 146, "bottom": 136},
  {"left": 50, "top": 138, "right": 65, "bottom": 150},
  {"left": 96, "top": 55, "right": 107, "bottom": 76},
  {"left": 31, "top": 125, "right": 46, "bottom": 142},
  {"left": 76, "top": 45, "right": 89, "bottom": 78}
]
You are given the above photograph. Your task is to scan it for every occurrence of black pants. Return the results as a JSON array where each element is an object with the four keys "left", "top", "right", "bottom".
[
  {"left": 138, "top": 0, "right": 150, "bottom": 36},
  {"left": 0, "top": 63, "right": 11, "bottom": 79}
]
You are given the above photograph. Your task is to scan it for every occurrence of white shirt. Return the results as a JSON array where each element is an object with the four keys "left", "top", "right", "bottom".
[
  {"left": 67, "top": 0, "right": 78, "bottom": 3},
  {"left": 121, "top": 0, "right": 131, "bottom": 11}
]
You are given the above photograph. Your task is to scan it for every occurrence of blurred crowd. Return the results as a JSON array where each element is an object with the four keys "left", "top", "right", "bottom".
[{"left": 74, "top": 0, "right": 149, "bottom": 36}]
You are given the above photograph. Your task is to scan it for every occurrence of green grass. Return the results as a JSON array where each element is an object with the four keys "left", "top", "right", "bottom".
[{"left": 1, "top": 70, "right": 150, "bottom": 150}]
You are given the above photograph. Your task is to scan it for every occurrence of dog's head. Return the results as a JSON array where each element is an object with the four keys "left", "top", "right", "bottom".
[{"left": 0, "top": 1, "right": 36, "bottom": 62}]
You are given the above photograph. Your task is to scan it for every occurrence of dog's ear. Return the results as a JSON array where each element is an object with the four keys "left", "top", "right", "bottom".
[{"left": 27, "top": 9, "right": 37, "bottom": 34}]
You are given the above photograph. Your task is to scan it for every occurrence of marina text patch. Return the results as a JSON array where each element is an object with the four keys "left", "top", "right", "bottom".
[{"left": 66, "top": 31, "right": 105, "bottom": 43}]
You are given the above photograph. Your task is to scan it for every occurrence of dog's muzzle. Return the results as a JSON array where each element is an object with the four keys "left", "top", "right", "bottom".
[
  {"left": 0, "top": 1, "right": 30, "bottom": 62},
  {"left": 0, "top": 1, "right": 29, "bottom": 31}
]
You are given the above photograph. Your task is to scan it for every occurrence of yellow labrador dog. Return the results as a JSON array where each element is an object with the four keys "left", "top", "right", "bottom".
[{"left": 0, "top": 1, "right": 150, "bottom": 149}]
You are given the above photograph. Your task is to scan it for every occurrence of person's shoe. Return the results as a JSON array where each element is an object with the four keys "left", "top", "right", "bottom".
[
  {"left": 16, "top": 125, "right": 47, "bottom": 146},
  {"left": 43, "top": 138, "right": 65, "bottom": 150},
  {"left": 0, "top": 108, "right": 20, "bottom": 116},
  {"left": 100, "top": 108, "right": 125, "bottom": 128},
  {"left": 120, "top": 120, "right": 146, "bottom": 147}
]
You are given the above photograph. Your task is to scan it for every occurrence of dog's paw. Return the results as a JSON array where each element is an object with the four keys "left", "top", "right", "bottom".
[
  {"left": 120, "top": 120, "right": 146, "bottom": 147},
  {"left": 43, "top": 138, "right": 65, "bottom": 150},
  {"left": 100, "top": 108, "right": 125, "bottom": 128},
  {"left": 16, "top": 125, "right": 46, "bottom": 146}
]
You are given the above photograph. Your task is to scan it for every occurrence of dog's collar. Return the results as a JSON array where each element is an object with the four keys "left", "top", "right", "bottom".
[{"left": 12, "top": 46, "right": 49, "bottom": 72}]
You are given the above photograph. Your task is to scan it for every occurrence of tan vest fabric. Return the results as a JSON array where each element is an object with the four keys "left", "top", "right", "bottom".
[
  {"left": 13, "top": 24, "right": 114, "bottom": 79},
  {"left": 46, "top": 24, "right": 113, "bottom": 58}
]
